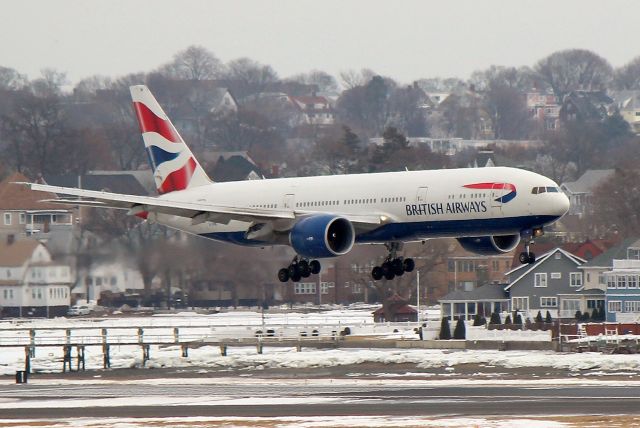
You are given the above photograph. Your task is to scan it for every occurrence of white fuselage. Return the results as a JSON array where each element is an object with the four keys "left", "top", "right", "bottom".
[{"left": 148, "top": 166, "right": 569, "bottom": 246}]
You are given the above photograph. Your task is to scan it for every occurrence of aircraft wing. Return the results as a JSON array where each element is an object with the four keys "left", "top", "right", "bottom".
[
  {"left": 18, "top": 182, "right": 393, "bottom": 227},
  {"left": 18, "top": 182, "right": 296, "bottom": 224}
]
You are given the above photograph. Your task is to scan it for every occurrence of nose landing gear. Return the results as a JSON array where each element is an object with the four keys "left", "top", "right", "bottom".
[
  {"left": 518, "top": 227, "right": 543, "bottom": 264},
  {"left": 278, "top": 256, "right": 321, "bottom": 282},
  {"left": 371, "top": 242, "right": 415, "bottom": 281}
]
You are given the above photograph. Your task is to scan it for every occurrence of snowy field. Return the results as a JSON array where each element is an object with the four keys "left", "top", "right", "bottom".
[{"left": 0, "top": 307, "right": 637, "bottom": 378}]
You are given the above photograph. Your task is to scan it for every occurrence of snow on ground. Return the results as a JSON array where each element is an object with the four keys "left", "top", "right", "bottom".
[{"left": 0, "top": 307, "right": 632, "bottom": 378}]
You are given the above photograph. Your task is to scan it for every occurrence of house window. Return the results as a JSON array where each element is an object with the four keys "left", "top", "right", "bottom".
[
  {"left": 570, "top": 273, "right": 582, "bottom": 287},
  {"left": 617, "top": 275, "right": 627, "bottom": 289},
  {"left": 598, "top": 274, "right": 605, "bottom": 285},
  {"left": 628, "top": 248, "right": 640, "bottom": 260},
  {"left": 608, "top": 301, "right": 622, "bottom": 313},
  {"left": 448, "top": 260, "right": 455, "bottom": 272},
  {"left": 4, "top": 213, "right": 11, "bottom": 225},
  {"left": 607, "top": 275, "right": 616, "bottom": 289},
  {"left": 562, "top": 299, "right": 581, "bottom": 313},
  {"left": 19, "top": 213, "right": 26, "bottom": 224},
  {"left": 629, "top": 275, "right": 638, "bottom": 289},
  {"left": 534, "top": 273, "right": 547, "bottom": 287},
  {"left": 540, "top": 297, "right": 558, "bottom": 307},
  {"left": 624, "top": 301, "right": 640, "bottom": 312},
  {"left": 512, "top": 297, "right": 529, "bottom": 311},
  {"left": 551, "top": 273, "right": 561, "bottom": 279},
  {"left": 3, "top": 290, "right": 6, "bottom": 299},
  {"left": 554, "top": 253, "right": 561, "bottom": 259}
]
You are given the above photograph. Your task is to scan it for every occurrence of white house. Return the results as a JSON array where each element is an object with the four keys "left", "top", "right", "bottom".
[{"left": 0, "top": 237, "right": 72, "bottom": 317}]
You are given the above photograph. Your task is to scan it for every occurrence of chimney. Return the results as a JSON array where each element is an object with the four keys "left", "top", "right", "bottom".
[{"left": 7, "top": 234, "right": 15, "bottom": 245}]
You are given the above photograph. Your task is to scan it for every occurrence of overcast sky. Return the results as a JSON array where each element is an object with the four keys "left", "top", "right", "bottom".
[{"left": 2, "top": 0, "right": 638, "bottom": 85}]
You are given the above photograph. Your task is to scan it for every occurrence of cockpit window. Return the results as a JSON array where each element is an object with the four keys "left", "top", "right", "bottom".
[{"left": 532, "top": 186, "right": 560, "bottom": 194}]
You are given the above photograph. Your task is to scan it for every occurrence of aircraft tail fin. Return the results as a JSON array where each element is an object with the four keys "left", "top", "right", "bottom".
[{"left": 130, "top": 85, "right": 212, "bottom": 195}]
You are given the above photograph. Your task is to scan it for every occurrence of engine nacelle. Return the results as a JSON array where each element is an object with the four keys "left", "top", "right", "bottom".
[
  {"left": 457, "top": 234, "right": 520, "bottom": 256},
  {"left": 290, "top": 215, "right": 355, "bottom": 258}
]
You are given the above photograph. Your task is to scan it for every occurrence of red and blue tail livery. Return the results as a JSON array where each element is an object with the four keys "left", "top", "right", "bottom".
[{"left": 130, "top": 85, "right": 211, "bottom": 194}]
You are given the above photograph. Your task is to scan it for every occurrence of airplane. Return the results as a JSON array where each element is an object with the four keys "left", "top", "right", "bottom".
[{"left": 20, "top": 85, "right": 570, "bottom": 283}]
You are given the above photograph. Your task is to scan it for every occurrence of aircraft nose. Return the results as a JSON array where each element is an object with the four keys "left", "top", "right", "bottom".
[{"left": 557, "top": 193, "right": 570, "bottom": 216}]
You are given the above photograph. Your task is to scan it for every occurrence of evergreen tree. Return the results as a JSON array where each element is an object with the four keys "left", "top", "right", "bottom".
[
  {"left": 439, "top": 318, "right": 452, "bottom": 340},
  {"left": 504, "top": 315, "right": 512, "bottom": 325},
  {"left": 489, "top": 312, "right": 501, "bottom": 325},
  {"left": 535, "top": 311, "right": 543, "bottom": 323},
  {"left": 591, "top": 308, "right": 599, "bottom": 321},
  {"left": 545, "top": 311, "right": 553, "bottom": 323},
  {"left": 575, "top": 310, "right": 582, "bottom": 320},
  {"left": 473, "top": 313, "right": 485, "bottom": 326},
  {"left": 514, "top": 313, "right": 523, "bottom": 326},
  {"left": 453, "top": 318, "right": 466, "bottom": 340},
  {"left": 581, "top": 311, "right": 590, "bottom": 322}
]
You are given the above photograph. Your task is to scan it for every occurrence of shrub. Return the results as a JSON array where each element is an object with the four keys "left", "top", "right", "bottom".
[
  {"left": 514, "top": 313, "right": 523, "bottom": 325},
  {"left": 473, "top": 313, "right": 486, "bottom": 326},
  {"left": 489, "top": 312, "right": 501, "bottom": 325},
  {"left": 535, "top": 311, "right": 543, "bottom": 323},
  {"left": 545, "top": 311, "right": 553, "bottom": 323},
  {"left": 504, "top": 315, "right": 512, "bottom": 325},
  {"left": 453, "top": 318, "right": 466, "bottom": 339},
  {"left": 439, "top": 318, "right": 451, "bottom": 340},
  {"left": 591, "top": 308, "right": 599, "bottom": 321}
]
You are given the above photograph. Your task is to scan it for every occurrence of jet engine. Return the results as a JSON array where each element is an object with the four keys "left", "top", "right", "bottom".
[
  {"left": 457, "top": 234, "right": 520, "bottom": 255},
  {"left": 289, "top": 214, "right": 355, "bottom": 258}
]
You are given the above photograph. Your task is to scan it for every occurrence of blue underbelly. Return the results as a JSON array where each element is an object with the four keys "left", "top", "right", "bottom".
[{"left": 198, "top": 215, "right": 559, "bottom": 247}]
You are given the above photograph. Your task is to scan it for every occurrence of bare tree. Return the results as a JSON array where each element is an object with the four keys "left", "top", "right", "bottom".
[
  {"left": 0, "top": 66, "right": 27, "bottom": 90},
  {"left": 223, "top": 57, "right": 279, "bottom": 97},
  {"left": 287, "top": 70, "right": 338, "bottom": 93},
  {"left": 160, "top": 45, "right": 224, "bottom": 80},
  {"left": 338, "top": 68, "right": 376, "bottom": 90},
  {"left": 535, "top": 49, "right": 613, "bottom": 99},
  {"left": 613, "top": 56, "right": 640, "bottom": 90}
]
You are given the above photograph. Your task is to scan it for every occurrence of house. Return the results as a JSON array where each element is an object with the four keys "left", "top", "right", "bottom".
[
  {"left": 504, "top": 248, "right": 599, "bottom": 319},
  {"left": 445, "top": 249, "right": 513, "bottom": 292},
  {"left": 76, "top": 261, "right": 145, "bottom": 302},
  {"left": 203, "top": 151, "right": 265, "bottom": 182},
  {"left": 373, "top": 293, "right": 417, "bottom": 322},
  {"left": 527, "top": 90, "right": 560, "bottom": 131},
  {"left": 0, "top": 172, "right": 75, "bottom": 241},
  {"left": 0, "top": 237, "right": 72, "bottom": 318},
  {"left": 560, "top": 90, "right": 614, "bottom": 123},
  {"left": 560, "top": 169, "right": 614, "bottom": 218},
  {"left": 288, "top": 94, "right": 335, "bottom": 126},
  {"left": 604, "top": 259, "right": 640, "bottom": 322},
  {"left": 609, "top": 90, "right": 640, "bottom": 134},
  {"left": 439, "top": 283, "right": 510, "bottom": 320},
  {"left": 578, "top": 237, "right": 640, "bottom": 322}
]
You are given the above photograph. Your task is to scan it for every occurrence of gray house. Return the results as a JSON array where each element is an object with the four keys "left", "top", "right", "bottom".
[
  {"left": 439, "top": 283, "right": 510, "bottom": 320},
  {"left": 505, "top": 248, "right": 592, "bottom": 319}
]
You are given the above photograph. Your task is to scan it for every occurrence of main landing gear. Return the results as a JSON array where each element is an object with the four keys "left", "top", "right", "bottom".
[
  {"left": 518, "top": 227, "right": 544, "bottom": 265},
  {"left": 278, "top": 256, "right": 321, "bottom": 282},
  {"left": 371, "top": 242, "right": 415, "bottom": 281}
]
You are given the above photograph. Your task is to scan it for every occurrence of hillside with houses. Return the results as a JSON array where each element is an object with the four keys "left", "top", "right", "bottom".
[{"left": 0, "top": 46, "right": 640, "bottom": 323}]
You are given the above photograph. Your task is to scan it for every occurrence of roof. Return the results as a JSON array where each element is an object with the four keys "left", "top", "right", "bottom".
[
  {"left": 504, "top": 248, "right": 587, "bottom": 291},
  {"left": 610, "top": 90, "right": 640, "bottom": 111},
  {"left": 210, "top": 154, "right": 264, "bottom": 182},
  {"left": 0, "top": 239, "right": 40, "bottom": 267},
  {"left": 558, "top": 288, "right": 605, "bottom": 296},
  {"left": 43, "top": 173, "right": 149, "bottom": 196},
  {"left": 372, "top": 304, "right": 417, "bottom": 315},
  {"left": 580, "top": 237, "right": 640, "bottom": 268},
  {"left": 0, "top": 172, "right": 69, "bottom": 210},
  {"left": 561, "top": 169, "right": 614, "bottom": 194},
  {"left": 440, "top": 283, "right": 509, "bottom": 302}
]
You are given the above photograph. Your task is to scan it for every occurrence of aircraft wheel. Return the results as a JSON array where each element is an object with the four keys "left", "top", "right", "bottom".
[
  {"left": 519, "top": 252, "right": 529, "bottom": 264},
  {"left": 278, "top": 268, "right": 289, "bottom": 283},
  {"left": 528, "top": 252, "right": 536, "bottom": 264},
  {"left": 384, "top": 270, "right": 395, "bottom": 281},
  {"left": 372, "top": 266, "right": 383, "bottom": 281},
  {"left": 299, "top": 260, "right": 311, "bottom": 278},
  {"left": 309, "top": 260, "right": 321, "bottom": 275},
  {"left": 392, "top": 259, "right": 404, "bottom": 275},
  {"left": 403, "top": 258, "right": 415, "bottom": 272}
]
